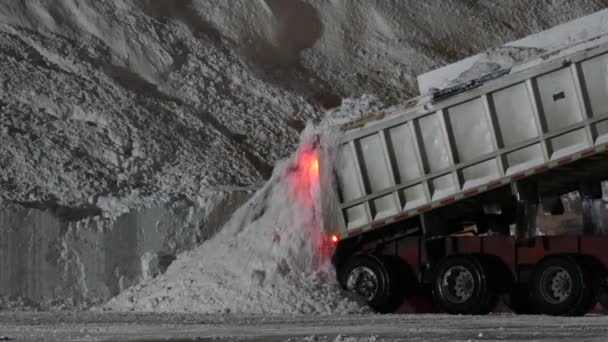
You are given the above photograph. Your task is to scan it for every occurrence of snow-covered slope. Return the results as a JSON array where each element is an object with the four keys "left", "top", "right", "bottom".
[
  {"left": 2, "top": 0, "right": 608, "bottom": 309},
  {"left": 1, "top": 0, "right": 606, "bottom": 217},
  {"left": 103, "top": 94, "right": 391, "bottom": 314},
  {"left": 105, "top": 127, "right": 367, "bottom": 314},
  {"left": 0, "top": 0, "right": 317, "bottom": 218},
  {"left": 419, "top": 8, "right": 608, "bottom": 93},
  {"left": 198, "top": 0, "right": 608, "bottom": 100}
]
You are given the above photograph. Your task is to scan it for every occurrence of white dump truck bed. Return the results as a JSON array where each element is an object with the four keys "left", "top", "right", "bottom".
[{"left": 328, "top": 40, "right": 608, "bottom": 240}]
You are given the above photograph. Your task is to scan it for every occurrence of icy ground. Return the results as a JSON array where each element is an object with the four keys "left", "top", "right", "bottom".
[{"left": 2, "top": 312, "right": 608, "bottom": 341}]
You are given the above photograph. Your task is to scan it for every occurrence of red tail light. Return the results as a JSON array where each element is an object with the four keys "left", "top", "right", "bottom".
[
  {"left": 310, "top": 158, "right": 319, "bottom": 174},
  {"left": 330, "top": 234, "right": 339, "bottom": 244}
]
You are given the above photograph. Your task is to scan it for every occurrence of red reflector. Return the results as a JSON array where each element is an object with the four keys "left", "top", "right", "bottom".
[
  {"left": 417, "top": 205, "right": 432, "bottom": 213},
  {"left": 395, "top": 213, "right": 409, "bottom": 221},
  {"left": 330, "top": 235, "right": 339, "bottom": 244},
  {"left": 582, "top": 148, "right": 596, "bottom": 157},
  {"left": 464, "top": 189, "right": 479, "bottom": 197},
  {"left": 511, "top": 173, "right": 525, "bottom": 181},
  {"left": 348, "top": 228, "right": 363, "bottom": 237},
  {"left": 488, "top": 181, "right": 502, "bottom": 189},
  {"left": 372, "top": 221, "right": 385, "bottom": 229},
  {"left": 440, "top": 197, "right": 456, "bottom": 205}
]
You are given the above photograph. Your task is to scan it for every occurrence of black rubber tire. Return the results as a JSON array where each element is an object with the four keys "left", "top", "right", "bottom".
[
  {"left": 570, "top": 257, "right": 599, "bottom": 316},
  {"left": 338, "top": 254, "right": 403, "bottom": 313},
  {"left": 432, "top": 255, "right": 498, "bottom": 315},
  {"left": 529, "top": 255, "right": 595, "bottom": 316},
  {"left": 598, "top": 291, "right": 608, "bottom": 313},
  {"left": 502, "top": 284, "right": 536, "bottom": 314}
]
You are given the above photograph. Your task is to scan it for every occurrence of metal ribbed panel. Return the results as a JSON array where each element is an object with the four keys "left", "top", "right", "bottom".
[{"left": 332, "top": 46, "right": 608, "bottom": 236}]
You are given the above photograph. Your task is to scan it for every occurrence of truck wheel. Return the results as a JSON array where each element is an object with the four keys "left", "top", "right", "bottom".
[
  {"left": 502, "top": 284, "right": 536, "bottom": 314},
  {"left": 592, "top": 269, "right": 608, "bottom": 312},
  {"left": 598, "top": 291, "right": 608, "bottom": 312},
  {"left": 529, "top": 255, "right": 595, "bottom": 316},
  {"left": 432, "top": 255, "right": 497, "bottom": 315},
  {"left": 433, "top": 255, "right": 497, "bottom": 315},
  {"left": 338, "top": 255, "right": 402, "bottom": 313}
]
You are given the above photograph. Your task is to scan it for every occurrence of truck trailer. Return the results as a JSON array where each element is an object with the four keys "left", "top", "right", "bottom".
[{"left": 321, "top": 39, "right": 608, "bottom": 316}]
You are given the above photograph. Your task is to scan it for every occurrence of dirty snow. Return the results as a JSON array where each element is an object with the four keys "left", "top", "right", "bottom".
[
  {"left": 0, "top": 0, "right": 317, "bottom": 219},
  {"left": 2, "top": 0, "right": 608, "bottom": 313},
  {"left": 2, "top": 0, "right": 607, "bottom": 219},
  {"left": 105, "top": 125, "right": 367, "bottom": 314},
  {"left": 201, "top": 0, "right": 608, "bottom": 101}
]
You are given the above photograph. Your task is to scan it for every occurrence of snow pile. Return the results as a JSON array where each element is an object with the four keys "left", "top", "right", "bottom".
[
  {"left": 1, "top": 1, "right": 604, "bottom": 218},
  {"left": 105, "top": 125, "right": 366, "bottom": 314},
  {"left": 195, "top": 0, "right": 608, "bottom": 101},
  {"left": 0, "top": 0, "right": 317, "bottom": 219},
  {"left": 2, "top": 0, "right": 608, "bottom": 309},
  {"left": 319, "top": 95, "right": 386, "bottom": 128}
]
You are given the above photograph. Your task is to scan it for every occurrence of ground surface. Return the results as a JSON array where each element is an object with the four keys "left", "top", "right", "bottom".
[{"left": 1, "top": 312, "right": 608, "bottom": 341}]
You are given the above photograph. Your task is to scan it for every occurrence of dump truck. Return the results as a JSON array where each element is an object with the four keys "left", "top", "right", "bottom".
[{"left": 320, "top": 39, "right": 608, "bottom": 315}]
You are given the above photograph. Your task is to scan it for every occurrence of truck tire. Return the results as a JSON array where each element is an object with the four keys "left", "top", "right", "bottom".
[
  {"left": 529, "top": 255, "right": 595, "bottom": 316},
  {"left": 598, "top": 292, "right": 608, "bottom": 312},
  {"left": 580, "top": 257, "right": 606, "bottom": 314},
  {"left": 432, "top": 255, "right": 497, "bottom": 315},
  {"left": 502, "top": 284, "right": 536, "bottom": 314},
  {"left": 338, "top": 255, "right": 403, "bottom": 313}
]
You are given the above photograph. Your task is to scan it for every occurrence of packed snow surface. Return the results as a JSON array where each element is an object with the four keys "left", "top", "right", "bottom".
[{"left": 3, "top": 311, "right": 608, "bottom": 341}]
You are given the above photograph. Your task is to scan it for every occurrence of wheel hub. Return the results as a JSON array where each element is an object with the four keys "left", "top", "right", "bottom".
[
  {"left": 346, "top": 266, "right": 379, "bottom": 301},
  {"left": 442, "top": 266, "right": 475, "bottom": 304},
  {"left": 540, "top": 266, "right": 572, "bottom": 304}
]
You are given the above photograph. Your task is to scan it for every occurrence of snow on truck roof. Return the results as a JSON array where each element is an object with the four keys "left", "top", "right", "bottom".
[{"left": 418, "top": 8, "right": 608, "bottom": 95}]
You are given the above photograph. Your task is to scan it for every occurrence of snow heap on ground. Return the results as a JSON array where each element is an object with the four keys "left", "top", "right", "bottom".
[{"left": 105, "top": 123, "right": 367, "bottom": 314}]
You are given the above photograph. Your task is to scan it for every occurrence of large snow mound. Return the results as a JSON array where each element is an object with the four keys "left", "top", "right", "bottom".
[
  {"left": 1, "top": 0, "right": 605, "bottom": 218},
  {"left": 105, "top": 126, "right": 367, "bottom": 314},
  {"left": 196, "top": 0, "right": 608, "bottom": 100},
  {"left": 2, "top": 0, "right": 608, "bottom": 311},
  {"left": 0, "top": 0, "right": 317, "bottom": 218}
]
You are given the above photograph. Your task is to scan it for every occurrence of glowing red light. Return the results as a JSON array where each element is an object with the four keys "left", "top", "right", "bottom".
[
  {"left": 330, "top": 235, "right": 339, "bottom": 244},
  {"left": 310, "top": 158, "right": 319, "bottom": 173}
]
